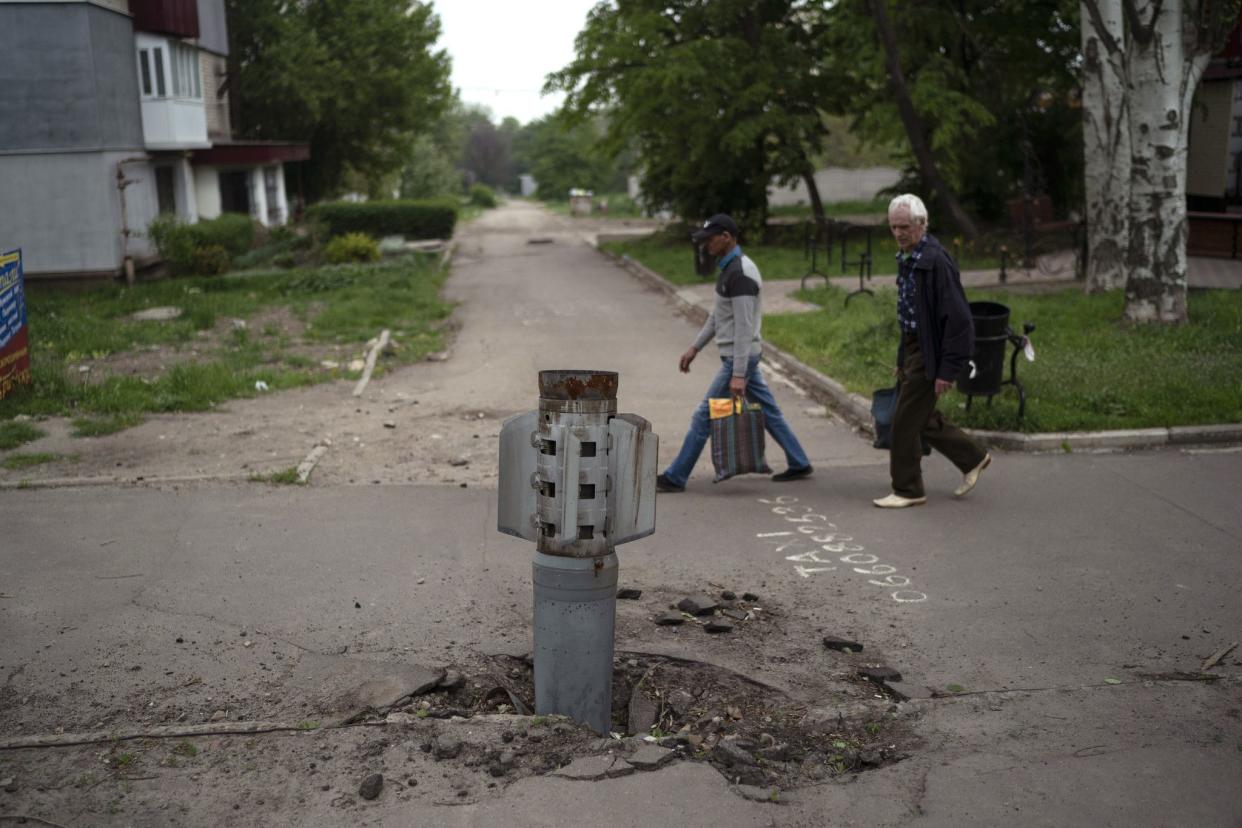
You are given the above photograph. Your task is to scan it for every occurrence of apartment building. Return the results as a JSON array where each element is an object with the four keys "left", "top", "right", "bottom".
[{"left": 0, "top": 0, "right": 309, "bottom": 279}]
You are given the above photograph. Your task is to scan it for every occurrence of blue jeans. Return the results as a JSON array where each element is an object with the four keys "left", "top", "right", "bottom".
[{"left": 662, "top": 353, "right": 810, "bottom": 487}]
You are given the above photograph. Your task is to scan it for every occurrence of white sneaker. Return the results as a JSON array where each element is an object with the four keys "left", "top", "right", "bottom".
[
  {"left": 954, "top": 453, "right": 992, "bottom": 498},
  {"left": 873, "top": 493, "right": 927, "bottom": 509}
]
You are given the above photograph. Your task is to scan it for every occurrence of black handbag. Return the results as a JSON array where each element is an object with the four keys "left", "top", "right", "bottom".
[{"left": 870, "top": 383, "right": 931, "bottom": 455}]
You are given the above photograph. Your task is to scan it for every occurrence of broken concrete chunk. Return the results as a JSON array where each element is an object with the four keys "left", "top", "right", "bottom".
[
  {"left": 857, "top": 665, "right": 902, "bottom": 684},
  {"left": 550, "top": 754, "right": 633, "bottom": 781},
  {"left": 625, "top": 745, "right": 676, "bottom": 770},
  {"left": 666, "top": 689, "right": 695, "bottom": 716},
  {"left": 627, "top": 691, "right": 658, "bottom": 736},
  {"left": 359, "top": 773, "right": 383, "bottom": 800},
  {"left": 432, "top": 734, "right": 462, "bottom": 760},
  {"left": 616, "top": 588, "right": 642, "bottom": 600},
  {"left": 437, "top": 670, "right": 465, "bottom": 691},
  {"left": 349, "top": 665, "right": 446, "bottom": 710},
  {"left": 704, "top": 619, "right": 734, "bottom": 634},
  {"left": 713, "top": 739, "right": 755, "bottom": 767},
  {"left": 654, "top": 612, "right": 685, "bottom": 626},
  {"left": 741, "top": 592, "right": 760, "bottom": 602},
  {"left": 676, "top": 595, "right": 719, "bottom": 616},
  {"left": 822, "top": 635, "right": 864, "bottom": 653}
]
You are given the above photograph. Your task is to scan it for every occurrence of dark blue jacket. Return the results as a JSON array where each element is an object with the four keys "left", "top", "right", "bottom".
[{"left": 895, "top": 234, "right": 974, "bottom": 382}]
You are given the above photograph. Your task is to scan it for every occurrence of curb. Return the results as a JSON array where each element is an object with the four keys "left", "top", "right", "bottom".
[
  {"left": 599, "top": 249, "right": 1242, "bottom": 453},
  {"left": 0, "top": 472, "right": 253, "bottom": 491}
]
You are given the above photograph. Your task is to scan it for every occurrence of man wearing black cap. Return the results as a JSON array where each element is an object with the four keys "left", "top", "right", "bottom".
[{"left": 656, "top": 214, "right": 813, "bottom": 492}]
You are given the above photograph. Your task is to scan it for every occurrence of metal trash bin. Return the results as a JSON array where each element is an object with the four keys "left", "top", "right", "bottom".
[
  {"left": 956, "top": 301, "right": 1036, "bottom": 420},
  {"left": 957, "top": 301, "right": 1010, "bottom": 396}
]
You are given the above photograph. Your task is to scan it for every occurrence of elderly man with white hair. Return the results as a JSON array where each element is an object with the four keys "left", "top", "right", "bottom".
[{"left": 874, "top": 194, "right": 991, "bottom": 508}]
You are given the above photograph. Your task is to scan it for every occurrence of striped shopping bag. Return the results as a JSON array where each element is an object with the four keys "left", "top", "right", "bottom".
[{"left": 708, "top": 397, "right": 773, "bottom": 482}]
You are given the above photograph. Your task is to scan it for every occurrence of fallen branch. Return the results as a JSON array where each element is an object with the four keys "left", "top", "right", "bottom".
[
  {"left": 352, "top": 329, "right": 391, "bottom": 397},
  {"left": 1201, "top": 642, "right": 1238, "bottom": 673},
  {"left": 296, "top": 444, "right": 329, "bottom": 484}
]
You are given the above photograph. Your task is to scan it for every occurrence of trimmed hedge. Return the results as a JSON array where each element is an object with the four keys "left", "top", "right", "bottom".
[{"left": 306, "top": 199, "right": 458, "bottom": 240}]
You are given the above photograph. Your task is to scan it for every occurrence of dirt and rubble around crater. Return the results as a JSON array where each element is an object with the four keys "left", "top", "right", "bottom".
[
  {"left": 0, "top": 590, "right": 920, "bottom": 820},
  {"left": 297, "top": 588, "right": 923, "bottom": 795}
]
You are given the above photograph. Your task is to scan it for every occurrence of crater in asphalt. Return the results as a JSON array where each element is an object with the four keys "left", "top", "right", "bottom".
[{"left": 355, "top": 645, "right": 917, "bottom": 792}]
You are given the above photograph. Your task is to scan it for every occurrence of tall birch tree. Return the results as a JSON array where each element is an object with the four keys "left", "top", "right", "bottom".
[
  {"left": 1082, "top": 0, "right": 1240, "bottom": 322},
  {"left": 1081, "top": 0, "right": 1130, "bottom": 291}
]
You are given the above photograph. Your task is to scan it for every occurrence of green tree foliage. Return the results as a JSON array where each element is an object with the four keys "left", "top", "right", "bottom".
[
  {"left": 227, "top": 0, "right": 453, "bottom": 201},
  {"left": 826, "top": 0, "right": 1082, "bottom": 225},
  {"left": 547, "top": 0, "right": 842, "bottom": 231},
  {"left": 399, "top": 134, "right": 462, "bottom": 199},
  {"left": 460, "top": 107, "right": 513, "bottom": 189},
  {"left": 510, "top": 112, "right": 621, "bottom": 200}
]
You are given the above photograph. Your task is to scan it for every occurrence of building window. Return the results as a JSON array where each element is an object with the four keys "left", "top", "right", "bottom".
[
  {"left": 139, "top": 50, "right": 153, "bottom": 95},
  {"left": 138, "top": 47, "right": 167, "bottom": 97},
  {"left": 156, "top": 167, "right": 176, "bottom": 215},
  {"left": 153, "top": 47, "right": 166, "bottom": 96},
  {"left": 138, "top": 42, "right": 199, "bottom": 99},
  {"left": 170, "top": 43, "right": 201, "bottom": 99}
]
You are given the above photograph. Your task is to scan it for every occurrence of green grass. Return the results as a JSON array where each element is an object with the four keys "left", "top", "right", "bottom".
[
  {"left": 1, "top": 452, "right": 69, "bottom": 471},
  {"left": 603, "top": 233, "right": 1002, "bottom": 287},
  {"left": 0, "top": 254, "right": 453, "bottom": 434},
  {"left": 762, "top": 284, "right": 1242, "bottom": 432},
  {"left": 249, "top": 467, "right": 301, "bottom": 485},
  {"left": 0, "top": 421, "right": 44, "bottom": 450},
  {"left": 71, "top": 414, "right": 145, "bottom": 437}
]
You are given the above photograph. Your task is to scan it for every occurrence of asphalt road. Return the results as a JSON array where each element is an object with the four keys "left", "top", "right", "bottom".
[{"left": 2, "top": 202, "right": 1240, "bottom": 826}]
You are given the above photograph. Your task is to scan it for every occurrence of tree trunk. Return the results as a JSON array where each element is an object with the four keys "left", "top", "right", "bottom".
[
  {"left": 867, "top": 0, "right": 980, "bottom": 240},
  {"left": 1080, "top": 0, "right": 1131, "bottom": 292},
  {"left": 802, "top": 168, "right": 827, "bottom": 230},
  {"left": 1121, "top": 1, "right": 1212, "bottom": 324}
]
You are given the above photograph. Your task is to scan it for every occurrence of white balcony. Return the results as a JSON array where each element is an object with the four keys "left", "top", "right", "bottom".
[
  {"left": 136, "top": 34, "right": 209, "bottom": 149},
  {"left": 141, "top": 98, "right": 209, "bottom": 150}
]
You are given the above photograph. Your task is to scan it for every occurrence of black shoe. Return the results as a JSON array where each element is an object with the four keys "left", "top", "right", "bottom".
[
  {"left": 771, "top": 465, "right": 813, "bottom": 482},
  {"left": 656, "top": 473, "right": 685, "bottom": 493}
]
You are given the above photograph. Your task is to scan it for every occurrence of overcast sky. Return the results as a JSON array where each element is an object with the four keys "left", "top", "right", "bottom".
[{"left": 435, "top": 0, "right": 602, "bottom": 125}]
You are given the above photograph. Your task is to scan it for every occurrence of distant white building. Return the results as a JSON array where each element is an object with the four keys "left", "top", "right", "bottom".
[
  {"left": 519, "top": 174, "right": 537, "bottom": 198},
  {"left": 767, "top": 167, "right": 902, "bottom": 207},
  {"left": 0, "top": 0, "right": 309, "bottom": 280}
]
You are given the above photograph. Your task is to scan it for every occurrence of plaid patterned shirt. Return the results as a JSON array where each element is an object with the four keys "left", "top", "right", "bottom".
[{"left": 895, "top": 236, "right": 927, "bottom": 333}]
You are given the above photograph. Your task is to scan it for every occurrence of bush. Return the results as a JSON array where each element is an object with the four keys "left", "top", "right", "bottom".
[
  {"left": 191, "top": 244, "right": 231, "bottom": 275},
  {"left": 305, "top": 200, "right": 458, "bottom": 240},
  {"left": 469, "top": 183, "right": 498, "bottom": 208},
  {"left": 193, "top": 214, "right": 255, "bottom": 258},
  {"left": 147, "top": 213, "right": 257, "bottom": 275},
  {"left": 323, "top": 233, "right": 381, "bottom": 264},
  {"left": 147, "top": 215, "right": 197, "bottom": 274}
]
